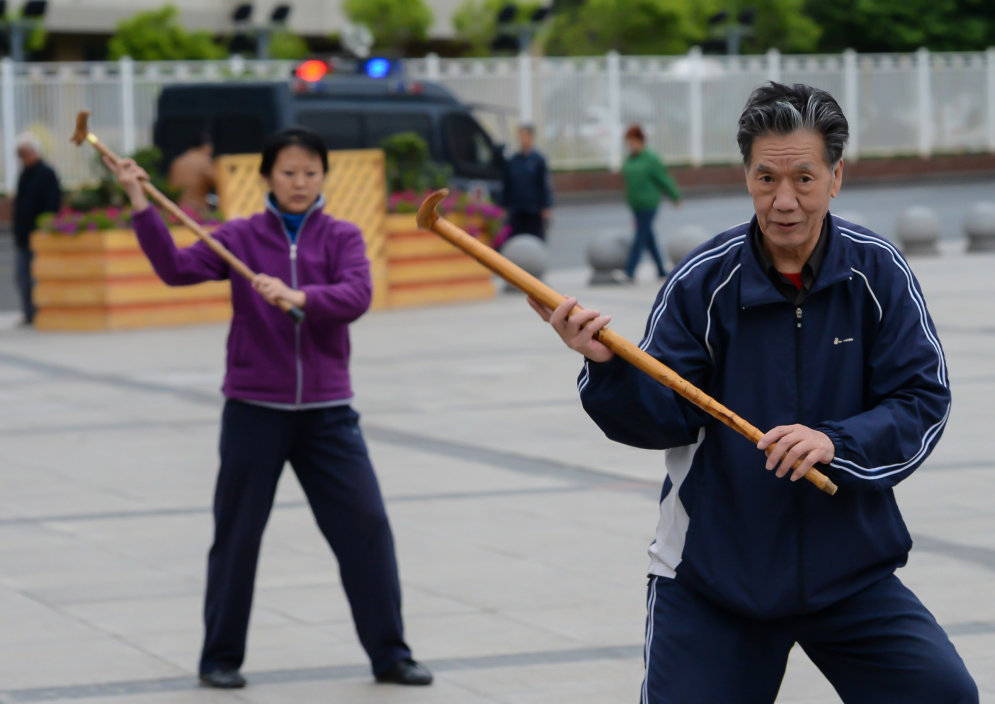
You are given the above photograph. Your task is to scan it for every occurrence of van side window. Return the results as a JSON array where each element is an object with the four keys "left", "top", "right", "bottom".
[
  {"left": 444, "top": 114, "right": 498, "bottom": 177},
  {"left": 297, "top": 111, "right": 364, "bottom": 150},
  {"left": 366, "top": 114, "right": 433, "bottom": 148}
]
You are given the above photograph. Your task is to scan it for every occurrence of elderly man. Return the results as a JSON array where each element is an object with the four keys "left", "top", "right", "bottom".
[
  {"left": 530, "top": 83, "right": 977, "bottom": 702},
  {"left": 12, "top": 133, "right": 61, "bottom": 326}
]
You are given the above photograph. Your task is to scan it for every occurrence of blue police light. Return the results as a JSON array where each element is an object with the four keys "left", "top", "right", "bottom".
[{"left": 364, "top": 57, "right": 391, "bottom": 79}]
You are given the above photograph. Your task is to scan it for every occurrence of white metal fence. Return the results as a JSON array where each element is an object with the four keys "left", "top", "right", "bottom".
[{"left": 2, "top": 48, "right": 995, "bottom": 192}]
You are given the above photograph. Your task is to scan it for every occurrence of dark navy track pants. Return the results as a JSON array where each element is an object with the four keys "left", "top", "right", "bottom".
[
  {"left": 199, "top": 400, "right": 410, "bottom": 676},
  {"left": 641, "top": 574, "right": 978, "bottom": 703}
]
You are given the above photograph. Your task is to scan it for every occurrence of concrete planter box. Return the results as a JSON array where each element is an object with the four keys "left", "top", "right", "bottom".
[{"left": 31, "top": 227, "right": 231, "bottom": 331}]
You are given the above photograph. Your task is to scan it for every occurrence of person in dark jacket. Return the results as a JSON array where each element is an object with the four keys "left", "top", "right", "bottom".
[
  {"left": 12, "top": 133, "right": 61, "bottom": 325},
  {"left": 501, "top": 124, "right": 552, "bottom": 242},
  {"left": 620, "top": 125, "right": 681, "bottom": 282},
  {"left": 105, "top": 127, "right": 432, "bottom": 690},
  {"left": 528, "top": 83, "right": 977, "bottom": 703}
]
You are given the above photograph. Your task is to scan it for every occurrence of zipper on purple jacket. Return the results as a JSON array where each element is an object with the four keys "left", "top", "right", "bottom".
[
  {"left": 290, "top": 242, "right": 303, "bottom": 407},
  {"left": 269, "top": 194, "right": 323, "bottom": 409}
]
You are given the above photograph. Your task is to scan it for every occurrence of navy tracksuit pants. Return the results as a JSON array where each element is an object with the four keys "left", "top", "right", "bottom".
[
  {"left": 640, "top": 574, "right": 978, "bottom": 703},
  {"left": 199, "top": 400, "right": 411, "bottom": 676}
]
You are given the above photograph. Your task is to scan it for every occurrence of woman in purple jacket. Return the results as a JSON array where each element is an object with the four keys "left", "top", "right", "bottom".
[{"left": 106, "top": 128, "right": 432, "bottom": 690}]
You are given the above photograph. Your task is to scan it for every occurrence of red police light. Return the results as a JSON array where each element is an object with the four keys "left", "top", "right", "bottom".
[{"left": 295, "top": 60, "right": 328, "bottom": 83}]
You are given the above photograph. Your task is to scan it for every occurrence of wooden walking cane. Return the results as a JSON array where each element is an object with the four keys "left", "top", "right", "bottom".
[
  {"left": 71, "top": 111, "right": 305, "bottom": 323},
  {"left": 416, "top": 189, "right": 838, "bottom": 496}
]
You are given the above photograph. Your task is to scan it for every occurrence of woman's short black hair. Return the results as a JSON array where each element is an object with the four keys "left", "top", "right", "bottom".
[{"left": 259, "top": 127, "right": 328, "bottom": 176}]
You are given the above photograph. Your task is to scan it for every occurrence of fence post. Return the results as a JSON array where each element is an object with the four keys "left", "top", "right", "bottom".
[
  {"left": 119, "top": 56, "right": 136, "bottom": 156},
  {"left": 517, "top": 50, "right": 533, "bottom": 124},
  {"left": 688, "top": 46, "right": 704, "bottom": 168},
  {"left": 916, "top": 47, "right": 932, "bottom": 158},
  {"left": 425, "top": 52, "right": 440, "bottom": 81},
  {"left": 987, "top": 47, "right": 995, "bottom": 152},
  {"left": 766, "top": 48, "right": 781, "bottom": 83},
  {"left": 229, "top": 54, "right": 245, "bottom": 77},
  {"left": 1, "top": 58, "right": 16, "bottom": 195},
  {"left": 843, "top": 49, "right": 859, "bottom": 161},
  {"left": 607, "top": 50, "right": 622, "bottom": 172}
]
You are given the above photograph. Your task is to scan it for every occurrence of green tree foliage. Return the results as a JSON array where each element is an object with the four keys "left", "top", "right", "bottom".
[
  {"left": 343, "top": 0, "right": 434, "bottom": 50},
  {"left": 544, "top": 0, "right": 703, "bottom": 56},
  {"left": 710, "top": 0, "right": 820, "bottom": 54},
  {"left": 540, "top": 0, "right": 819, "bottom": 56},
  {"left": 267, "top": 31, "right": 310, "bottom": 60},
  {"left": 452, "top": 0, "right": 545, "bottom": 56},
  {"left": 806, "top": 0, "right": 994, "bottom": 52},
  {"left": 108, "top": 5, "right": 226, "bottom": 60}
]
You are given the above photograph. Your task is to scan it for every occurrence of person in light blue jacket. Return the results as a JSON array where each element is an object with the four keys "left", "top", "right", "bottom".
[{"left": 528, "top": 83, "right": 977, "bottom": 703}]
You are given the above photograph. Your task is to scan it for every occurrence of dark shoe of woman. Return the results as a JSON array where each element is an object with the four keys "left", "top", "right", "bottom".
[
  {"left": 375, "top": 658, "right": 434, "bottom": 685},
  {"left": 199, "top": 669, "right": 246, "bottom": 688}
]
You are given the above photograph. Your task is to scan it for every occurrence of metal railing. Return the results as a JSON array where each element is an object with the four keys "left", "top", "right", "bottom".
[{"left": 2, "top": 48, "right": 994, "bottom": 192}]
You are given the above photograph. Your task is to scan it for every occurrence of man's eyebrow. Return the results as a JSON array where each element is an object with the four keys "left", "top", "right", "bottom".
[{"left": 752, "top": 162, "right": 818, "bottom": 172}]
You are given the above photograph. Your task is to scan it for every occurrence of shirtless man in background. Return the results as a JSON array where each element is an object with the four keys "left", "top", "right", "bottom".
[{"left": 168, "top": 134, "right": 216, "bottom": 214}]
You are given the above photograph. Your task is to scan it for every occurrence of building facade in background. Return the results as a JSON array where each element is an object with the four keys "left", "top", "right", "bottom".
[{"left": 33, "top": 0, "right": 466, "bottom": 60}]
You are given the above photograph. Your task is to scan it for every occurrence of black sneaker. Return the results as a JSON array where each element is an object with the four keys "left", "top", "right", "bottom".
[
  {"left": 375, "top": 658, "right": 434, "bottom": 686},
  {"left": 199, "top": 669, "right": 246, "bottom": 688}
]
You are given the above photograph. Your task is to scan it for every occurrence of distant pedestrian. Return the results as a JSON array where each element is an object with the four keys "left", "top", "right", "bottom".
[
  {"left": 168, "top": 134, "right": 216, "bottom": 215},
  {"left": 12, "top": 132, "right": 61, "bottom": 326},
  {"left": 501, "top": 124, "right": 553, "bottom": 244},
  {"left": 621, "top": 125, "right": 681, "bottom": 282}
]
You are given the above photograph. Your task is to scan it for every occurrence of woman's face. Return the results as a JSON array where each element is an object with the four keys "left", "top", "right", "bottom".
[
  {"left": 264, "top": 145, "right": 325, "bottom": 214},
  {"left": 626, "top": 137, "right": 644, "bottom": 155}
]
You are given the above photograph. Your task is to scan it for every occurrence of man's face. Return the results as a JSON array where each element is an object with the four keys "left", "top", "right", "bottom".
[
  {"left": 16, "top": 146, "right": 38, "bottom": 167},
  {"left": 745, "top": 129, "right": 842, "bottom": 254},
  {"left": 518, "top": 128, "right": 533, "bottom": 152}
]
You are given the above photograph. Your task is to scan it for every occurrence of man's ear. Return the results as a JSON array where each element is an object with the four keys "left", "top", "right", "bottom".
[{"left": 830, "top": 159, "right": 843, "bottom": 198}]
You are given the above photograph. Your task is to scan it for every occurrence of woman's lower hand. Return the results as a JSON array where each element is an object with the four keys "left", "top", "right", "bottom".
[{"left": 252, "top": 274, "right": 306, "bottom": 309}]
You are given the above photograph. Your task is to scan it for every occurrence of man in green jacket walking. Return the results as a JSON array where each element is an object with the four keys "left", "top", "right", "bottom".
[{"left": 621, "top": 125, "right": 682, "bottom": 281}]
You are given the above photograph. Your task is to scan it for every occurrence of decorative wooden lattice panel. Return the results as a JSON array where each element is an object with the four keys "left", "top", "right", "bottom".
[{"left": 216, "top": 150, "right": 388, "bottom": 310}]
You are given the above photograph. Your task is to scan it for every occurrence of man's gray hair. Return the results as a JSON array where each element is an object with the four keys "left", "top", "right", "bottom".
[
  {"left": 737, "top": 82, "right": 849, "bottom": 166},
  {"left": 15, "top": 132, "right": 42, "bottom": 155}
]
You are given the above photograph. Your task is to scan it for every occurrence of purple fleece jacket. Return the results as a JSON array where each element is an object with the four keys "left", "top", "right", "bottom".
[{"left": 131, "top": 197, "right": 372, "bottom": 406}]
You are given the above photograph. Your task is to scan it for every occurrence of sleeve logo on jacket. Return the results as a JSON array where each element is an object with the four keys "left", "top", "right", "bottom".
[{"left": 833, "top": 336, "right": 854, "bottom": 345}]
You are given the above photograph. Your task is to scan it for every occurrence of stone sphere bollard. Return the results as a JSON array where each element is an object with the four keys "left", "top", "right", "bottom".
[
  {"left": 501, "top": 234, "right": 548, "bottom": 291},
  {"left": 965, "top": 202, "right": 995, "bottom": 253},
  {"left": 666, "top": 225, "right": 710, "bottom": 268},
  {"left": 586, "top": 232, "right": 632, "bottom": 285},
  {"left": 895, "top": 206, "right": 941, "bottom": 256}
]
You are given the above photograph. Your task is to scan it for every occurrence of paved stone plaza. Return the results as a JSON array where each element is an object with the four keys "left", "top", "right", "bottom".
[{"left": 0, "top": 249, "right": 992, "bottom": 703}]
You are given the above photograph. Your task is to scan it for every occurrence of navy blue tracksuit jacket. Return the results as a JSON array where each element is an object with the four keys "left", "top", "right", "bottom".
[{"left": 579, "top": 214, "right": 950, "bottom": 620}]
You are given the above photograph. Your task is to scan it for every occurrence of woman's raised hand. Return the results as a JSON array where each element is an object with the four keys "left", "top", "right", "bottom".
[{"left": 102, "top": 156, "right": 151, "bottom": 211}]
